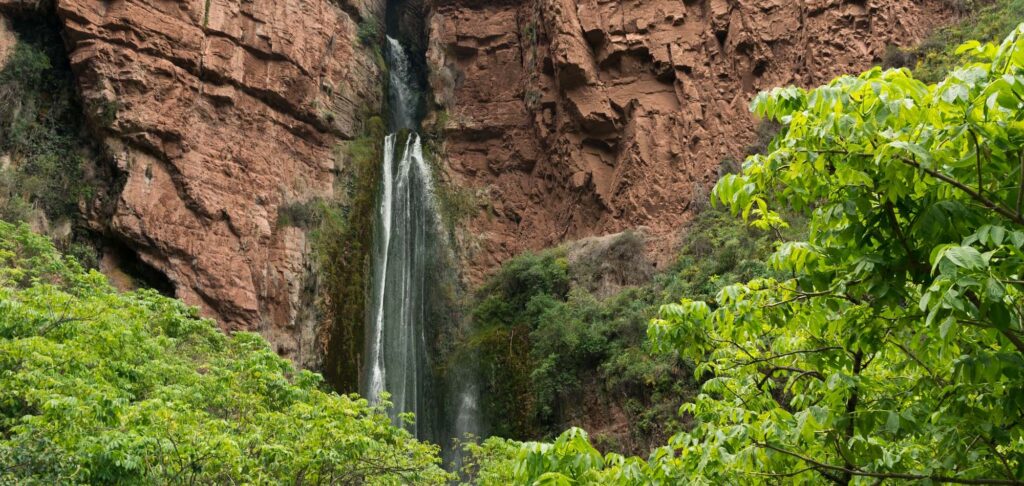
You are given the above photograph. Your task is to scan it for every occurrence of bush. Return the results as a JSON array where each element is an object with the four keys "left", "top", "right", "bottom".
[
  {"left": 0, "top": 221, "right": 451, "bottom": 484},
  {"left": 743, "top": 119, "right": 780, "bottom": 156},
  {"left": 0, "top": 22, "right": 95, "bottom": 224},
  {"left": 357, "top": 18, "right": 382, "bottom": 46},
  {"left": 913, "top": 0, "right": 1024, "bottom": 82},
  {"left": 881, "top": 44, "right": 916, "bottom": 69},
  {"left": 275, "top": 199, "right": 322, "bottom": 229},
  {"left": 457, "top": 205, "right": 802, "bottom": 453},
  {"left": 0, "top": 20, "right": 101, "bottom": 269}
]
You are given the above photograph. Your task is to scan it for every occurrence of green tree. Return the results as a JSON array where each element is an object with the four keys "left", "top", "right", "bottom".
[
  {"left": 0, "top": 221, "right": 451, "bottom": 484},
  {"left": 495, "top": 23, "right": 1024, "bottom": 486}
]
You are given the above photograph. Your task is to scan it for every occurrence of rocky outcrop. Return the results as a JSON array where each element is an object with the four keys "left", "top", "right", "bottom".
[
  {"left": 426, "top": 0, "right": 953, "bottom": 281},
  {"left": 0, "top": 0, "right": 386, "bottom": 368}
]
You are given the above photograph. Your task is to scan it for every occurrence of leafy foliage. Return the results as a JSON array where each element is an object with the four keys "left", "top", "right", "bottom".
[
  {"left": 0, "top": 221, "right": 450, "bottom": 484},
  {"left": 487, "top": 23, "right": 1024, "bottom": 486},
  {"left": 357, "top": 17, "right": 382, "bottom": 47},
  {"left": 460, "top": 208, "right": 801, "bottom": 453},
  {"left": 914, "top": 0, "right": 1024, "bottom": 82},
  {"left": 0, "top": 22, "right": 96, "bottom": 225},
  {"left": 457, "top": 436, "right": 521, "bottom": 485}
]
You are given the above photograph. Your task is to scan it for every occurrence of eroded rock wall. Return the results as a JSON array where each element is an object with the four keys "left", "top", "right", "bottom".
[
  {"left": 0, "top": 0, "right": 386, "bottom": 368},
  {"left": 427, "top": 0, "right": 953, "bottom": 281}
]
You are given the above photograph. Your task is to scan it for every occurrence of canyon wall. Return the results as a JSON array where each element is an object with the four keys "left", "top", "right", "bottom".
[
  {"left": 0, "top": 0, "right": 954, "bottom": 376},
  {"left": 0, "top": 0, "right": 385, "bottom": 368},
  {"left": 426, "top": 0, "right": 953, "bottom": 281}
]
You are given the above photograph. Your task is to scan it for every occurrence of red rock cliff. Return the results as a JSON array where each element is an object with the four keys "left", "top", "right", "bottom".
[
  {"left": 0, "top": 0, "right": 386, "bottom": 368},
  {"left": 0, "top": 0, "right": 955, "bottom": 371},
  {"left": 426, "top": 0, "right": 952, "bottom": 280}
]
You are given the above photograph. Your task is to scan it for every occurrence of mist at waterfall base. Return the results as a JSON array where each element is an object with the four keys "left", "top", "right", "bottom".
[{"left": 362, "top": 36, "right": 480, "bottom": 463}]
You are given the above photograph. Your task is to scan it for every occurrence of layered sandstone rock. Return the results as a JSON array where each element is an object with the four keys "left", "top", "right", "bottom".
[
  {"left": 0, "top": 0, "right": 385, "bottom": 368},
  {"left": 426, "top": 0, "right": 953, "bottom": 281}
]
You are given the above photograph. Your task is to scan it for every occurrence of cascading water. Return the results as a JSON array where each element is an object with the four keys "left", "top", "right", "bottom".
[
  {"left": 365, "top": 129, "right": 436, "bottom": 437},
  {"left": 384, "top": 36, "right": 419, "bottom": 132},
  {"left": 364, "top": 36, "right": 482, "bottom": 450}
]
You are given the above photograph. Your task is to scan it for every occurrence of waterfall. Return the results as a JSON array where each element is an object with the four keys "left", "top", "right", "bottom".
[
  {"left": 365, "top": 34, "right": 480, "bottom": 461},
  {"left": 365, "top": 130, "right": 435, "bottom": 436},
  {"left": 363, "top": 36, "right": 435, "bottom": 440},
  {"left": 386, "top": 36, "right": 419, "bottom": 131}
]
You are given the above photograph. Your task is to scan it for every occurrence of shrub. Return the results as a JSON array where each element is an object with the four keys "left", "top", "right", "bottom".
[
  {"left": 458, "top": 205, "right": 800, "bottom": 453},
  {"left": 0, "top": 28, "right": 93, "bottom": 223},
  {"left": 0, "top": 20, "right": 100, "bottom": 266},
  {"left": 357, "top": 17, "right": 382, "bottom": 46},
  {"left": 743, "top": 118, "right": 780, "bottom": 156},
  {"left": 913, "top": 0, "right": 1024, "bottom": 82},
  {"left": 0, "top": 221, "right": 451, "bottom": 484},
  {"left": 275, "top": 199, "right": 322, "bottom": 229},
  {"left": 881, "top": 44, "right": 916, "bottom": 69}
]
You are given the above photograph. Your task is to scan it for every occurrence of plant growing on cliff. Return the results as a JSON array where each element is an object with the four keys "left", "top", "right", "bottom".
[
  {"left": 316, "top": 116, "right": 385, "bottom": 393},
  {"left": 0, "top": 221, "right": 450, "bottom": 484},
  {"left": 357, "top": 17, "right": 382, "bottom": 47},
  {"left": 485, "top": 23, "right": 1024, "bottom": 485},
  {"left": 0, "top": 24, "right": 94, "bottom": 225},
  {"left": 457, "top": 207, "right": 800, "bottom": 454},
  {"left": 913, "top": 0, "right": 1024, "bottom": 82},
  {"left": 0, "top": 21, "right": 101, "bottom": 271}
]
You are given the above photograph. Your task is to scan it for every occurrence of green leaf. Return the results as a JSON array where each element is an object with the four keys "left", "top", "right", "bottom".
[
  {"left": 943, "top": 246, "right": 986, "bottom": 270},
  {"left": 939, "top": 316, "right": 956, "bottom": 339},
  {"left": 885, "top": 411, "right": 901, "bottom": 433}
]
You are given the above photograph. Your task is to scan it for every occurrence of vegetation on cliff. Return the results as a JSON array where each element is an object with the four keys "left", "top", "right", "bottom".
[
  {"left": 0, "top": 20, "right": 99, "bottom": 267},
  {"left": 457, "top": 207, "right": 805, "bottom": 454},
  {"left": 464, "top": 23, "right": 1024, "bottom": 485},
  {"left": 4, "top": 6, "right": 1024, "bottom": 486},
  {"left": 317, "top": 117, "right": 386, "bottom": 394},
  {"left": 0, "top": 221, "right": 450, "bottom": 484},
  {"left": 913, "top": 0, "right": 1024, "bottom": 82}
]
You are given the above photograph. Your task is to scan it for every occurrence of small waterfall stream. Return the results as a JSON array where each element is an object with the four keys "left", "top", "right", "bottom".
[
  {"left": 364, "top": 36, "right": 481, "bottom": 452},
  {"left": 365, "top": 130, "right": 435, "bottom": 437}
]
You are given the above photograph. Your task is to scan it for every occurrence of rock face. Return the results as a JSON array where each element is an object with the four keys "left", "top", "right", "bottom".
[
  {"left": 0, "top": 0, "right": 386, "bottom": 368},
  {"left": 0, "top": 0, "right": 953, "bottom": 378},
  {"left": 426, "top": 0, "right": 953, "bottom": 281}
]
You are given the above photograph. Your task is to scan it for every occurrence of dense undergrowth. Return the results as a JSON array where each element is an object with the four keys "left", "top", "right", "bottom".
[
  {"left": 889, "top": 0, "right": 1024, "bottom": 82},
  {"left": 0, "top": 20, "right": 101, "bottom": 268},
  {"left": 0, "top": 221, "right": 450, "bottom": 484},
  {"left": 457, "top": 207, "right": 806, "bottom": 454},
  {"left": 462, "top": 23, "right": 1024, "bottom": 485}
]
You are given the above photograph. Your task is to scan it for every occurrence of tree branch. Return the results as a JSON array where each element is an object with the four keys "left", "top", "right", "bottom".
[
  {"left": 1017, "top": 149, "right": 1024, "bottom": 218},
  {"left": 729, "top": 347, "right": 842, "bottom": 369},
  {"left": 896, "top": 156, "right": 1024, "bottom": 227},
  {"left": 841, "top": 350, "right": 865, "bottom": 483},
  {"left": 884, "top": 201, "right": 929, "bottom": 276},
  {"left": 757, "top": 443, "right": 1024, "bottom": 485},
  {"left": 886, "top": 338, "right": 946, "bottom": 385}
]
